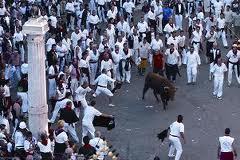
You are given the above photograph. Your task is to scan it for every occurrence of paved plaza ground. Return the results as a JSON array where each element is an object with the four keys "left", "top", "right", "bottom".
[{"left": 90, "top": 54, "right": 240, "bottom": 160}]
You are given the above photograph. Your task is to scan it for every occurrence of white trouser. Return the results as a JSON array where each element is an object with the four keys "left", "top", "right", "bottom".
[
  {"left": 168, "top": 135, "right": 183, "bottom": 160},
  {"left": 228, "top": 63, "right": 240, "bottom": 85},
  {"left": 181, "top": 49, "right": 187, "bottom": 65},
  {"left": 82, "top": 122, "right": 95, "bottom": 142},
  {"left": 148, "top": 53, "right": 153, "bottom": 66},
  {"left": 187, "top": 2, "right": 194, "bottom": 17},
  {"left": 217, "top": 30, "right": 228, "bottom": 47},
  {"left": 89, "top": 0, "right": 96, "bottom": 12},
  {"left": 93, "top": 86, "right": 113, "bottom": 97},
  {"left": 64, "top": 123, "right": 79, "bottom": 143},
  {"left": 209, "top": 62, "right": 214, "bottom": 80},
  {"left": 71, "top": 78, "right": 79, "bottom": 97},
  {"left": 193, "top": 43, "right": 200, "bottom": 54},
  {"left": 97, "top": 5, "right": 106, "bottom": 22},
  {"left": 132, "top": 49, "right": 139, "bottom": 64},
  {"left": 187, "top": 65, "right": 198, "bottom": 83},
  {"left": 70, "top": 16, "right": 75, "bottom": 31},
  {"left": 175, "top": 14, "right": 183, "bottom": 30},
  {"left": 49, "top": 101, "right": 61, "bottom": 123},
  {"left": 121, "top": 70, "right": 131, "bottom": 82},
  {"left": 80, "top": 74, "right": 88, "bottom": 85},
  {"left": 113, "top": 64, "right": 121, "bottom": 81},
  {"left": 213, "top": 76, "right": 224, "bottom": 97},
  {"left": 157, "top": 15, "right": 163, "bottom": 33},
  {"left": 89, "top": 62, "right": 98, "bottom": 85},
  {"left": 19, "top": 45, "right": 25, "bottom": 63},
  {"left": 215, "top": 11, "right": 221, "bottom": 19},
  {"left": 106, "top": 71, "right": 114, "bottom": 90},
  {"left": 48, "top": 79, "right": 56, "bottom": 99}
]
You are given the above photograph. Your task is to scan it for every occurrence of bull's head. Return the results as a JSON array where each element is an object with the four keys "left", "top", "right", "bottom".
[{"left": 164, "top": 86, "right": 177, "bottom": 101}]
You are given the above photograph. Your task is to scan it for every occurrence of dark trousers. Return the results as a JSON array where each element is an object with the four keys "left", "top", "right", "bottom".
[
  {"left": 165, "top": 63, "right": 178, "bottom": 81},
  {"left": 206, "top": 41, "right": 214, "bottom": 57}
]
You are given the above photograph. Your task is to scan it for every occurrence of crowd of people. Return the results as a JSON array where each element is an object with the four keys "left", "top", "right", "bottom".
[{"left": 0, "top": 0, "right": 239, "bottom": 159}]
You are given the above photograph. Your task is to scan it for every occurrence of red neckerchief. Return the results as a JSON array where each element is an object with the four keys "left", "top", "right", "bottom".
[{"left": 84, "top": 144, "right": 92, "bottom": 149}]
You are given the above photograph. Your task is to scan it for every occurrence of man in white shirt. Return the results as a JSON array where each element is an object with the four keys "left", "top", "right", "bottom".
[
  {"left": 71, "top": 27, "right": 82, "bottom": 49},
  {"left": 155, "top": 1, "right": 163, "bottom": 33},
  {"left": 186, "top": 46, "right": 201, "bottom": 85},
  {"left": 96, "top": 0, "right": 107, "bottom": 22},
  {"left": 75, "top": 81, "right": 92, "bottom": 108},
  {"left": 210, "top": 58, "right": 227, "bottom": 99},
  {"left": 167, "top": 31, "right": 179, "bottom": 50},
  {"left": 214, "top": 0, "right": 224, "bottom": 18},
  {"left": 191, "top": 26, "right": 202, "bottom": 54},
  {"left": 65, "top": 0, "right": 75, "bottom": 30},
  {"left": 218, "top": 128, "right": 237, "bottom": 160},
  {"left": 89, "top": 44, "right": 99, "bottom": 85},
  {"left": 116, "top": 16, "right": 130, "bottom": 35},
  {"left": 82, "top": 101, "right": 113, "bottom": 141},
  {"left": 88, "top": 10, "right": 100, "bottom": 33},
  {"left": 163, "top": 18, "right": 176, "bottom": 40},
  {"left": 119, "top": 43, "right": 133, "bottom": 83},
  {"left": 137, "top": 17, "right": 149, "bottom": 37},
  {"left": 56, "top": 41, "right": 68, "bottom": 71},
  {"left": 217, "top": 13, "right": 228, "bottom": 48},
  {"left": 89, "top": 131, "right": 106, "bottom": 160},
  {"left": 168, "top": 115, "right": 185, "bottom": 160},
  {"left": 123, "top": 0, "right": 135, "bottom": 22},
  {"left": 165, "top": 44, "right": 180, "bottom": 82},
  {"left": 92, "top": 69, "right": 116, "bottom": 106},
  {"left": 226, "top": 44, "right": 240, "bottom": 86},
  {"left": 111, "top": 45, "right": 121, "bottom": 81},
  {"left": 46, "top": 34, "right": 56, "bottom": 53}
]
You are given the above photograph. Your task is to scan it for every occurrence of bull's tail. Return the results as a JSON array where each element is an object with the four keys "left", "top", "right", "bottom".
[{"left": 142, "top": 73, "right": 151, "bottom": 99}]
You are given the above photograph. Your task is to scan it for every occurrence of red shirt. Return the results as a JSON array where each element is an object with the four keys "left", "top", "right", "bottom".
[{"left": 153, "top": 53, "right": 164, "bottom": 69}]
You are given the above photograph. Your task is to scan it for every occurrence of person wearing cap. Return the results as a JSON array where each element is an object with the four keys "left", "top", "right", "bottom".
[
  {"left": 54, "top": 120, "right": 69, "bottom": 159},
  {"left": 185, "top": 46, "right": 201, "bottom": 85},
  {"left": 93, "top": 69, "right": 115, "bottom": 106},
  {"left": 168, "top": 115, "right": 186, "bottom": 160},
  {"left": 218, "top": 128, "right": 237, "bottom": 160},
  {"left": 226, "top": 44, "right": 240, "bottom": 86},
  {"left": 14, "top": 121, "right": 28, "bottom": 160}
]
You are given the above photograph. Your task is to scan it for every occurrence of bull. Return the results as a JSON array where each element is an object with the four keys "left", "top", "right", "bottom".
[{"left": 142, "top": 72, "right": 177, "bottom": 110}]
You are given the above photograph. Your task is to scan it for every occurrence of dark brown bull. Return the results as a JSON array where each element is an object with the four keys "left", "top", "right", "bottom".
[{"left": 142, "top": 72, "right": 177, "bottom": 110}]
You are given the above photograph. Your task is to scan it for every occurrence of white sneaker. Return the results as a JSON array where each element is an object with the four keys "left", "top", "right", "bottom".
[
  {"left": 126, "top": 80, "right": 130, "bottom": 84},
  {"left": 109, "top": 103, "right": 115, "bottom": 107}
]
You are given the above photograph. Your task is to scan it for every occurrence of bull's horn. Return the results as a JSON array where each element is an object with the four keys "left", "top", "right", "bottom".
[{"left": 164, "top": 86, "right": 169, "bottom": 90}]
